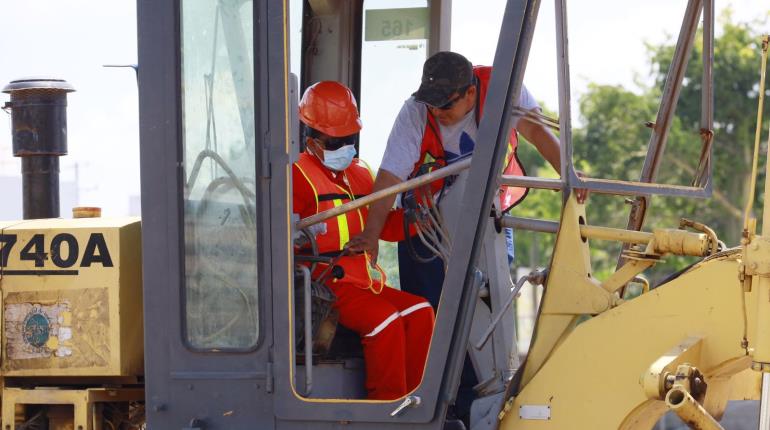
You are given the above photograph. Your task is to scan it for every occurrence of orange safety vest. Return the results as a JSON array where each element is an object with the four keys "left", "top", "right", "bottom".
[
  {"left": 410, "top": 66, "right": 528, "bottom": 212},
  {"left": 294, "top": 153, "right": 386, "bottom": 293}
]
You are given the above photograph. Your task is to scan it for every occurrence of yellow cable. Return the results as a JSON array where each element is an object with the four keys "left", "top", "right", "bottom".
[{"left": 745, "top": 36, "right": 769, "bottom": 236}]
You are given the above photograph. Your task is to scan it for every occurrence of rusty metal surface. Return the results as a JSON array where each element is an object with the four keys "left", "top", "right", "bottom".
[{"left": 3, "top": 288, "right": 110, "bottom": 371}]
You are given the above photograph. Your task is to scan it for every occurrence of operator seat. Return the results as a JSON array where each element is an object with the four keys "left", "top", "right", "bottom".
[{"left": 293, "top": 266, "right": 367, "bottom": 398}]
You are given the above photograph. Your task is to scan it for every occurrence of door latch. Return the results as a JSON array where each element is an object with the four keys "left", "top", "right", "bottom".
[{"left": 390, "top": 395, "right": 421, "bottom": 417}]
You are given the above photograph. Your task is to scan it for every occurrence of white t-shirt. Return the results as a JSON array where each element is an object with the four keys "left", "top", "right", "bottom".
[{"left": 380, "top": 84, "right": 539, "bottom": 181}]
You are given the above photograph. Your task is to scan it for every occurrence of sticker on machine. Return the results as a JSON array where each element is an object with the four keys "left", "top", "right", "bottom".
[{"left": 5, "top": 302, "right": 73, "bottom": 360}]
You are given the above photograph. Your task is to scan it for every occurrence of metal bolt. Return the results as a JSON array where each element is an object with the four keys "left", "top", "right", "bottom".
[
  {"left": 692, "top": 377, "right": 705, "bottom": 394},
  {"left": 663, "top": 373, "right": 675, "bottom": 391}
]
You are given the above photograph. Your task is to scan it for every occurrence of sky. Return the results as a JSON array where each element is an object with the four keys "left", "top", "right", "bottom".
[
  {"left": 0, "top": 0, "right": 768, "bottom": 218},
  {"left": 0, "top": 1, "right": 139, "bottom": 217},
  {"left": 454, "top": 0, "right": 769, "bottom": 116}
]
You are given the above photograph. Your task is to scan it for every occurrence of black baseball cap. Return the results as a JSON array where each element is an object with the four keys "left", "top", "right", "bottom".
[{"left": 412, "top": 51, "right": 473, "bottom": 107}]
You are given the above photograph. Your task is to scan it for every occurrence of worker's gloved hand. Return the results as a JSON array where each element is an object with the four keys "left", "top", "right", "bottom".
[
  {"left": 345, "top": 231, "right": 379, "bottom": 266},
  {"left": 308, "top": 222, "right": 327, "bottom": 237},
  {"left": 293, "top": 220, "right": 327, "bottom": 248}
]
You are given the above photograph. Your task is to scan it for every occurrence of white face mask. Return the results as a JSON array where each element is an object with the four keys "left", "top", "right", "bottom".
[{"left": 322, "top": 145, "right": 357, "bottom": 171}]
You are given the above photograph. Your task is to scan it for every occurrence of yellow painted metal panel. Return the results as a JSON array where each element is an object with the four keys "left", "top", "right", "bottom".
[
  {"left": 521, "top": 196, "right": 609, "bottom": 388},
  {"left": 502, "top": 256, "right": 758, "bottom": 429},
  {"left": 0, "top": 217, "right": 142, "bottom": 377}
]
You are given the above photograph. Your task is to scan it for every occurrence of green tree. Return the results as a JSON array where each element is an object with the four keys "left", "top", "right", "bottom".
[{"left": 648, "top": 11, "right": 769, "bottom": 244}]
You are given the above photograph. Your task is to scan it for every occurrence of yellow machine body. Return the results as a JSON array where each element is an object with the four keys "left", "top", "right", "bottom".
[
  {"left": 0, "top": 218, "right": 143, "bottom": 377},
  {"left": 498, "top": 196, "right": 763, "bottom": 429}
]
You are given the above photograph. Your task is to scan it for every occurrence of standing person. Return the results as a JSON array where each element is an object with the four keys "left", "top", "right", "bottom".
[
  {"left": 292, "top": 81, "right": 434, "bottom": 401},
  {"left": 346, "top": 51, "right": 564, "bottom": 422}
]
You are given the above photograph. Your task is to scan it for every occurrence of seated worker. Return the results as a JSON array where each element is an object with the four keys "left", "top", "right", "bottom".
[{"left": 292, "top": 81, "right": 435, "bottom": 401}]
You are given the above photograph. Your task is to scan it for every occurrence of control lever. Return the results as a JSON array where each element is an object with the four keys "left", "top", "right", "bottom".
[
  {"left": 316, "top": 251, "right": 347, "bottom": 284},
  {"left": 475, "top": 270, "right": 546, "bottom": 350},
  {"left": 390, "top": 395, "right": 421, "bottom": 417}
]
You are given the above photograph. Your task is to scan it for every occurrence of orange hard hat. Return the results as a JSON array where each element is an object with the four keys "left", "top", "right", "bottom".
[{"left": 299, "top": 81, "right": 362, "bottom": 137}]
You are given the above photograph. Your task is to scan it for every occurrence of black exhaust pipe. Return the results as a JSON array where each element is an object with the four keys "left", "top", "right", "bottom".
[{"left": 2, "top": 77, "right": 75, "bottom": 220}]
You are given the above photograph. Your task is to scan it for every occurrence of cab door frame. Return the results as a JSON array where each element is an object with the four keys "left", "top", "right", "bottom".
[
  {"left": 272, "top": 0, "right": 541, "bottom": 425},
  {"left": 138, "top": 0, "right": 274, "bottom": 428}
]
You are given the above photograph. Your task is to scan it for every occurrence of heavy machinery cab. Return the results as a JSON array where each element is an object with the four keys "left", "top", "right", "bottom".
[{"left": 139, "top": 1, "right": 470, "bottom": 428}]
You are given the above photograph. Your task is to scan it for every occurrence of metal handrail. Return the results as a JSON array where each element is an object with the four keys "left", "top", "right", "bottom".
[
  {"left": 296, "top": 158, "right": 470, "bottom": 229},
  {"left": 297, "top": 265, "right": 313, "bottom": 396}
]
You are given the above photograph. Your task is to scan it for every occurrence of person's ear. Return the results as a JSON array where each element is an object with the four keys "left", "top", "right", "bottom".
[
  {"left": 466, "top": 84, "right": 477, "bottom": 99},
  {"left": 306, "top": 137, "right": 326, "bottom": 160}
]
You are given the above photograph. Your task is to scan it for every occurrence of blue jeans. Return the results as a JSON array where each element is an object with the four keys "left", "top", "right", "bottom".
[
  {"left": 505, "top": 227, "right": 515, "bottom": 265},
  {"left": 398, "top": 229, "right": 515, "bottom": 309}
]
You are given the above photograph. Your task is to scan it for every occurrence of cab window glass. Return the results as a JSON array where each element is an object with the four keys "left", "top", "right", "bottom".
[
  {"left": 359, "top": 0, "right": 428, "bottom": 167},
  {"left": 290, "top": 0, "right": 303, "bottom": 80},
  {"left": 180, "top": 0, "right": 258, "bottom": 349}
]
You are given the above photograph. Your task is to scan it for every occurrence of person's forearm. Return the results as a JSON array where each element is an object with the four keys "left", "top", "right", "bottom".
[
  {"left": 363, "top": 169, "right": 403, "bottom": 238},
  {"left": 538, "top": 128, "right": 562, "bottom": 173},
  {"left": 529, "top": 125, "right": 561, "bottom": 173},
  {"left": 518, "top": 113, "right": 562, "bottom": 173}
]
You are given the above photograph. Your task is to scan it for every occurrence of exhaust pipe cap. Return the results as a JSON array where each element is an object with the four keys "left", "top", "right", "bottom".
[{"left": 3, "top": 77, "right": 75, "bottom": 93}]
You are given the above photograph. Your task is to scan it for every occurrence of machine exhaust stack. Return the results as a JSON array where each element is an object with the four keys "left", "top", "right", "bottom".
[{"left": 2, "top": 77, "right": 75, "bottom": 219}]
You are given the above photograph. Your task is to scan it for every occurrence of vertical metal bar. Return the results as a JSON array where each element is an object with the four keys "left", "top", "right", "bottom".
[
  {"left": 429, "top": 0, "right": 452, "bottom": 55},
  {"left": 753, "top": 37, "right": 770, "bottom": 374},
  {"left": 757, "top": 36, "right": 770, "bottom": 233},
  {"left": 554, "top": 0, "right": 572, "bottom": 191},
  {"left": 641, "top": 0, "right": 703, "bottom": 183},
  {"left": 754, "top": 277, "right": 770, "bottom": 377},
  {"left": 437, "top": 0, "right": 540, "bottom": 405},
  {"left": 299, "top": 265, "right": 313, "bottom": 395},
  {"left": 760, "top": 374, "right": 770, "bottom": 430},
  {"left": 694, "top": 0, "right": 715, "bottom": 187},
  {"left": 625, "top": 0, "right": 703, "bottom": 232},
  {"left": 220, "top": 1, "right": 256, "bottom": 150}
]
